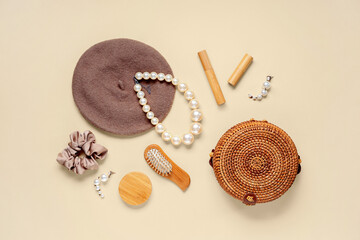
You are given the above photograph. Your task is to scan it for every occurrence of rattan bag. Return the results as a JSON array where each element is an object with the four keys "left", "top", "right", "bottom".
[{"left": 209, "top": 119, "right": 301, "bottom": 205}]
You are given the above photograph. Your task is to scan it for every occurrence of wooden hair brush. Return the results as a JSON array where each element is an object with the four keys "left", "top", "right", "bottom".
[{"left": 144, "top": 144, "right": 190, "bottom": 191}]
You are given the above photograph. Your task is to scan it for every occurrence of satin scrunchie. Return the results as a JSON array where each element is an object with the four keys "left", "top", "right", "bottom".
[{"left": 56, "top": 130, "right": 108, "bottom": 174}]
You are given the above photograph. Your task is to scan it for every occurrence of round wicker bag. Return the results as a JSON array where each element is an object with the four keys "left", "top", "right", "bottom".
[{"left": 209, "top": 119, "right": 301, "bottom": 205}]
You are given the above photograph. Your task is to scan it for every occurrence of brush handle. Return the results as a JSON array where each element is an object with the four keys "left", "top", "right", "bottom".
[{"left": 166, "top": 163, "right": 191, "bottom": 191}]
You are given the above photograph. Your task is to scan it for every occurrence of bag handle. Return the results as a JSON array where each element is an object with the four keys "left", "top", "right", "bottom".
[{"left": 209, "top": 149, "right": 214, "bottom": 168}]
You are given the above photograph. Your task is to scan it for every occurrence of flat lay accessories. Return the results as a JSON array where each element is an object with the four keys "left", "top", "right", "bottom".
[
  {"left": 198, "top": 50, "right": 226, "bottom": 105},
  {"left": 72, "top": 38, "right": 176, "bottom": 135},
  {"left": 209, "top": 119, "right": 301, "bottom": 205},
  {"left": 56, "top": 130, "right": 108, "bottom": 174},
  {"left": 144, "top": 144, "right": 191, "bottom": 191},
  {"left": 118, "top": 172, "right": 152, "bottom": 206},
  {"left": 228, "top": 53, "right": 253, "bottom": 87},
  {"left": 134, "top": 72, "right": 203, "bottom": 146},
  {"left": 248, "top": 76, "right": 273, "bottom": 101},
  {"left": 93, "top": 171, "right": 115, "bottom": 198}
]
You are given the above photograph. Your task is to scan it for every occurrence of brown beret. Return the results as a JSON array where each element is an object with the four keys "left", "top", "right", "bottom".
[{"left": 72, "top": 38, "right": 175, "bottom": 135}]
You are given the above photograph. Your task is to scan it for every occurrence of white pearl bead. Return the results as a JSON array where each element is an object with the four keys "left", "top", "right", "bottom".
[
  {"left": 98, "top": 191, "right": 102, "bottom": 195},
  {"left": 100, "top": 174, "right": 108, "bottom": 182},
  {"left": 151, "top": 117, "right": 159, "bottom": 125},
  {"left": 94, "top": 179, "right": 100, "bottom": 186},
  {"left": 184, "top": 90, "right": 195, "bottom": 100},
  {"left": 139, "top": 98, "right": 147, "bottom": 105},
  {"left": 135, "top": 72, "right": 143, "bottom": 80},
  {"left": 150, "top": 72, "right": 157, "bottom": 80},
  {"left": 189, "top": 99, "right": 199, "bottom": 109},
  {"left": 100, "top": 194, "right": 104, "bottom": 198},
  {"left": 95, "top": 186, "right": 100, "bottom": 191},
  {"left": 263, "top": 81, "right": 271, "bottom": 90},
  {"left": 165, "top": 74, "right": 173, "bottom": 82},
  {"left": 182, "top": 133, "right": 194, "bottom": 145},
  {"left": 171, "top": 136, "right": 182, "bottom": 146},
  {"left": 143, "top": 72, "right": 150, "bottom": 80},
  {"left": 162, "top": 131, "right": 171, "bottom": 141},
  {"left": 134, "top": 84, "right": 142, "bottom": 92},
  {"left": 137, "top": 91, "right": 145, "bottom": 98},
  {"left": 178, "top": 83, "right": 188, "bottom": 92},
  {"left": 142, "top": 105, "right": 150, "bottom": 113},
  {"left": 257, "top": 94, "right": 263, "bottom": 100},
  {"left": 172, "top": 78, "right": 179, "bottom": 85},
  {"left": 190, "top": 122, "right": 202, "bottom": 135},
  {"left": 146, "top": 111, "right": 154, "bottom": 119},
  {"left": 191, "top": 109, "right": 203, "bottom": 122},
  {"left": 261, "top": 89, "right": 268, "bottom": 96},
  {"left": 158, "top": 73, "right": 165, "bottom": 81},
  {"left": 155, "top": 123, "right": 165, "bottom": 133}
]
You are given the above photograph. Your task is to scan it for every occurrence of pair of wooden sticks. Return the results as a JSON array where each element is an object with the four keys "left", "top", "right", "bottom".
[{"left": 198, "top": 50, "right": 253, "bottom": 105}]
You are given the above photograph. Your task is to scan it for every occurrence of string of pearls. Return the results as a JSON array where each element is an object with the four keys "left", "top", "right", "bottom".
[
  {"left": 134, "top": 72, "right": 203, "bottom": 146},
  {"left": 248, "top": 76, "right": 273, "bottom": 101}
]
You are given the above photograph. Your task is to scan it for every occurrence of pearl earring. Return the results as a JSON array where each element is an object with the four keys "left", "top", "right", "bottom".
[
  {"left": 248, "top": 76, "right": 273, "bottom": 101},
  {"left": 93, "top": 171, "right": 115, "bottom": 198}
]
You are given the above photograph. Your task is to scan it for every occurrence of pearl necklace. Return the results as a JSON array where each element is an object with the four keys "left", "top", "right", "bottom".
[{"left": 133, "top": 72, "right": 203, "bottom": 146}]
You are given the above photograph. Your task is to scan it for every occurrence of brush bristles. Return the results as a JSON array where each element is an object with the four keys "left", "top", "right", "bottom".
[{"left": 146, "top": 148, "right": 172, "bottom": 176}]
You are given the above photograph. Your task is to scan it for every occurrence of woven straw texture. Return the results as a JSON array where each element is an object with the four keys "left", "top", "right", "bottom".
[{"left": 212, "top": 119, "right": 300, "bottom": 205}]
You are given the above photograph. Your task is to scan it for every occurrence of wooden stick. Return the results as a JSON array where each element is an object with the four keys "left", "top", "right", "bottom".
[
  {"left": 198, "top": 50, "right": 226, "bottom": 105},
  {"left": 228, "top": 53, "right": 253, "bottom": 87}
]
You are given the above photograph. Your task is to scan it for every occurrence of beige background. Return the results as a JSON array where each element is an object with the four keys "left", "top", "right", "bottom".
[{"left": 1, "top": 0, "right": 360, "bottom": 239}]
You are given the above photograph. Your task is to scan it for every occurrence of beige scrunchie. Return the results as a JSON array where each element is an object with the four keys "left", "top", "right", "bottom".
[{"left": 56, "top": 130, "right": 108, "bottom": 174}]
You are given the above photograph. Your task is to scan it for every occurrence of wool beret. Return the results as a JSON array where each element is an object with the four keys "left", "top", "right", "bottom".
[{"left": 72, "top": 38, "right": 175, "bottom": 135}]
